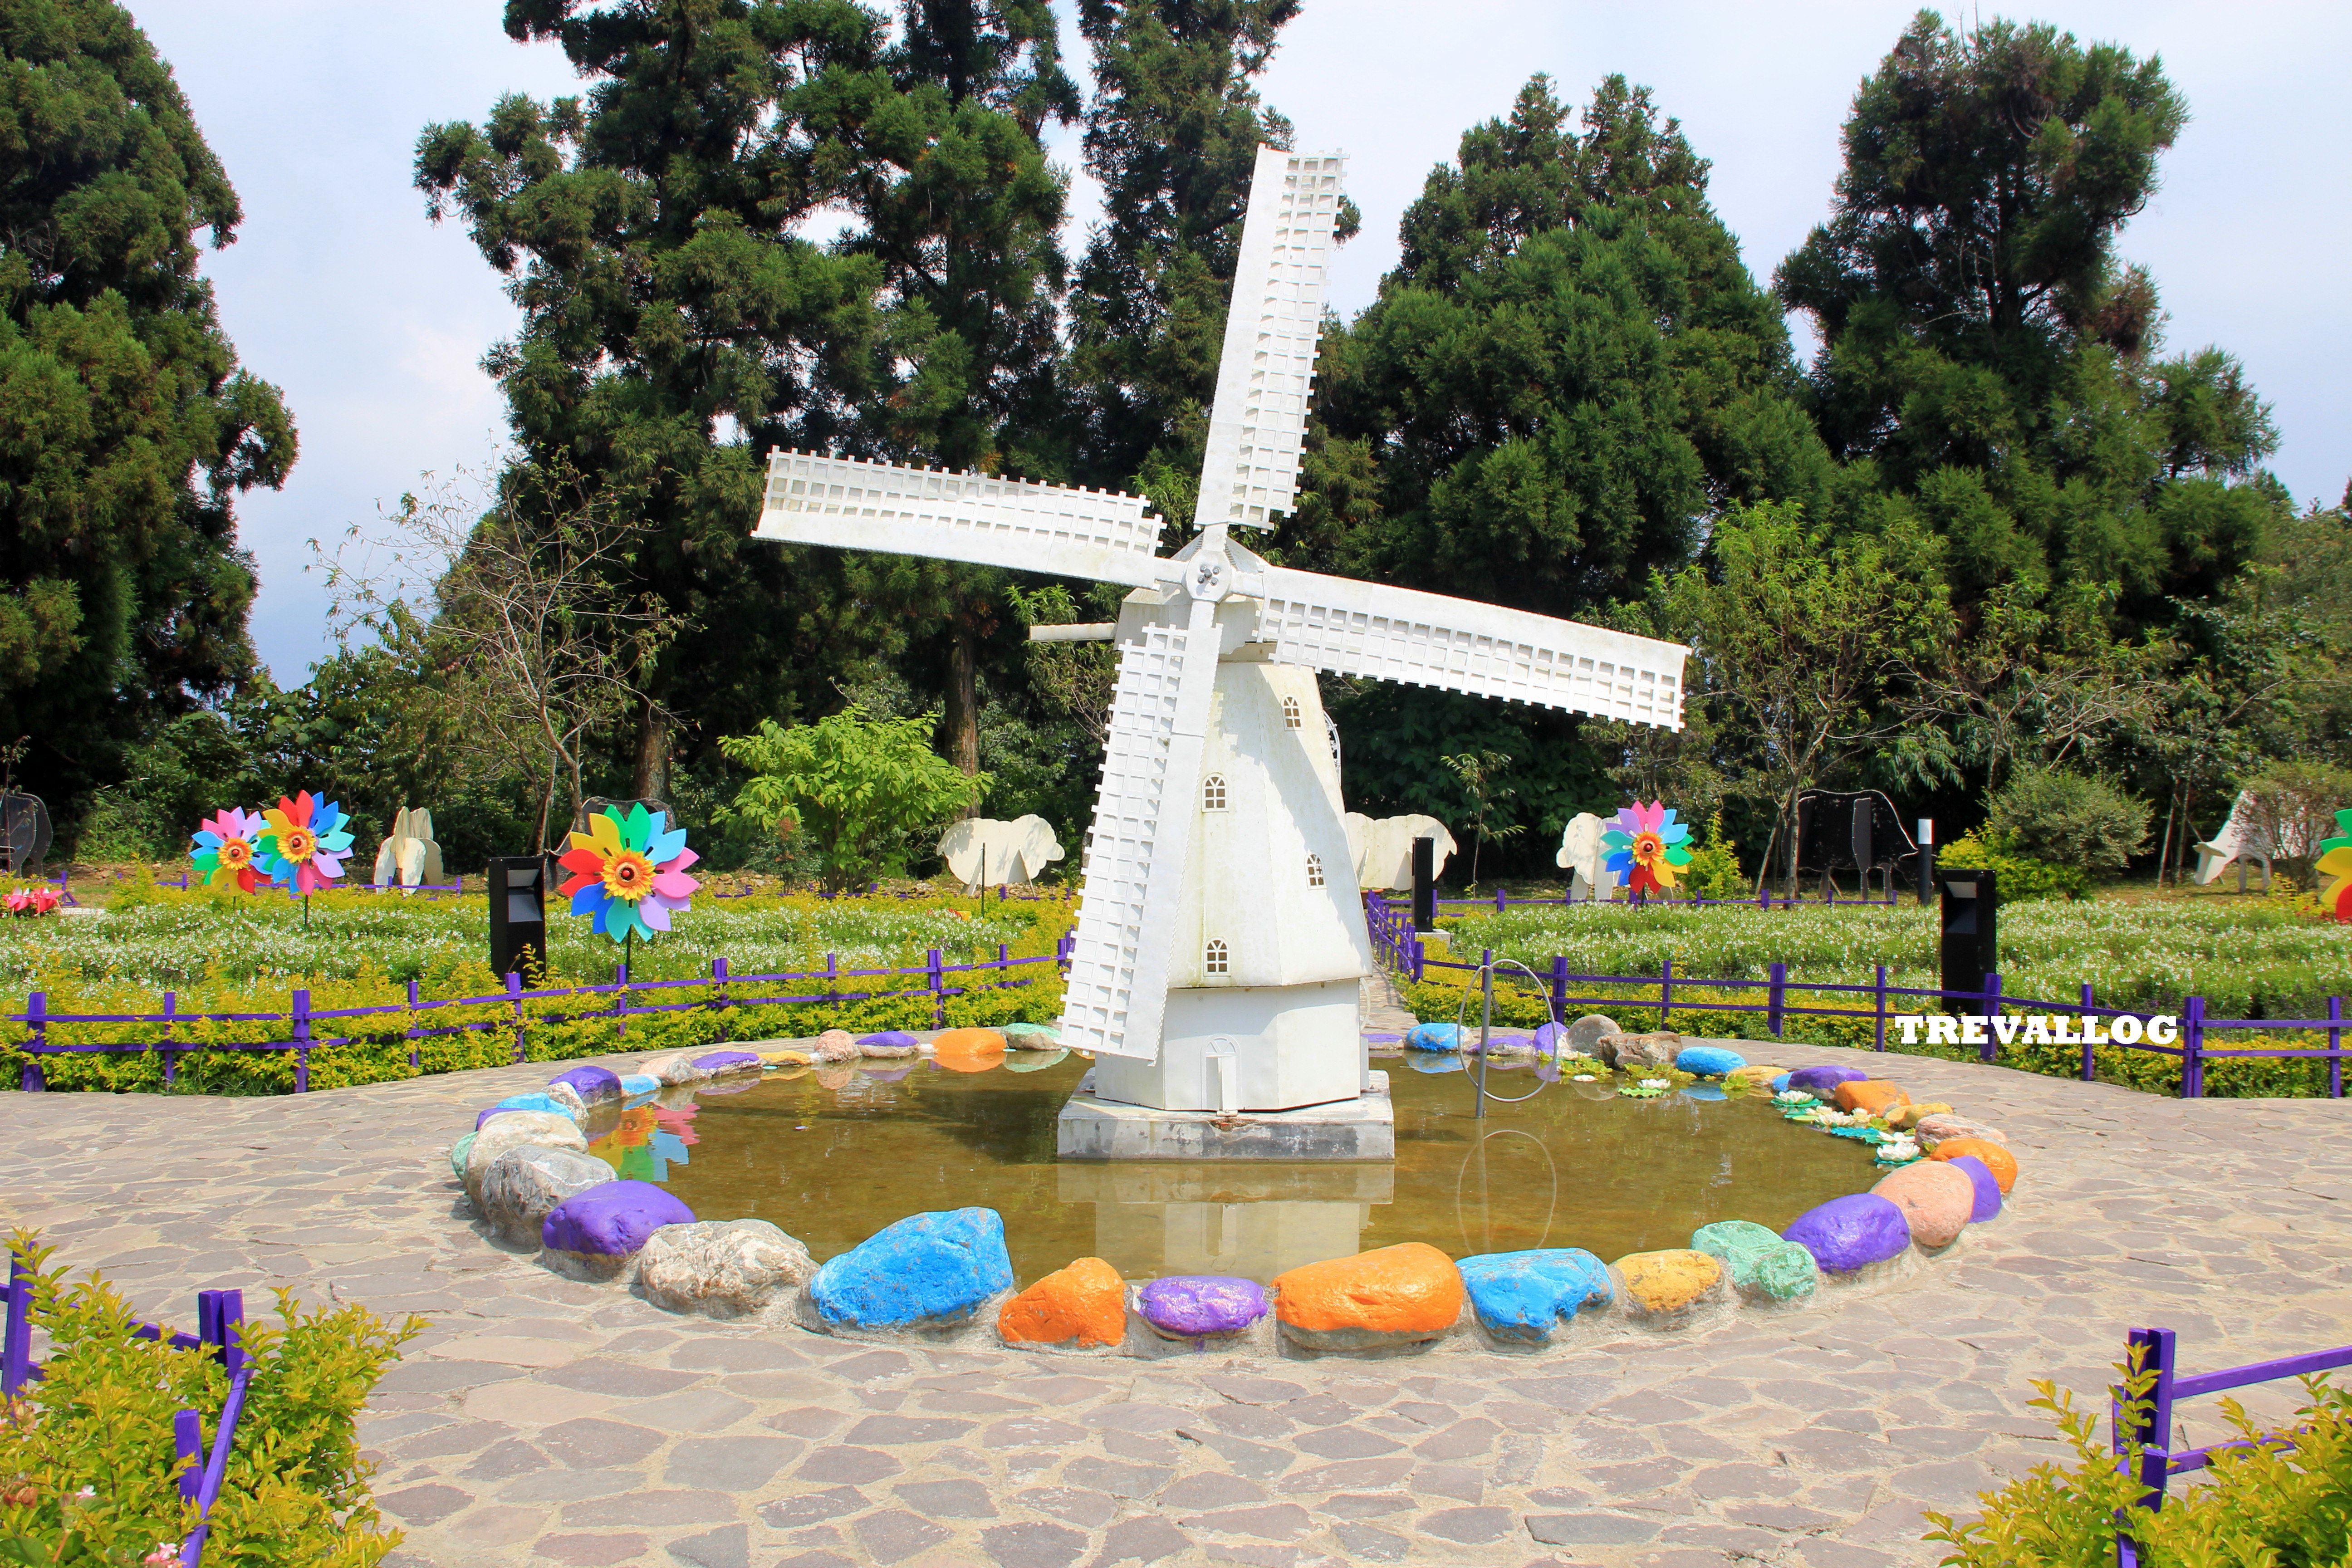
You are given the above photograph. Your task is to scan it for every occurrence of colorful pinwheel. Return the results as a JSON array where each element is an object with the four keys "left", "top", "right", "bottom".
[
  {"left": 2317, "top": 808, "right": 2352, "bottom": 925},
  {"left": 255, "top": 792, "right": 355, "bottom": 894},
  {"left": 1599, "top": 800, "right": 1693, "bottom": 896},
  {"left": 190, "top": 807, "right": 267, "bottom": 892},
  {"left": 558, "top": 803, "right": 701, "bottom": 943}
]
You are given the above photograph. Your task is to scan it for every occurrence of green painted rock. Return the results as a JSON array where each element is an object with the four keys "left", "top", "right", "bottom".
[
  {"left": 1692, "top": 1220, "right": 1817, "bottom": 1303},
  {"left": 450, "top": 1132, "right": 477, "bottom": 1182}
]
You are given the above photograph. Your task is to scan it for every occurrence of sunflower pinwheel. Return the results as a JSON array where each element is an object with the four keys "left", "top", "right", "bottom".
[
  {"left": 190, "top": 807, "right": 267, "bottom": 892},
  {"left": 1599, "top": 800, "right": 1693, "bottom": 896},
  {"left": 2317, "top": 808, "right": 2352, "bottom": 924},
  {"left": 255, "top": 791, "right": 355, "bottom": 894},
  {"left": 558, "top": 803, "right": 701, "bottom": 943}
]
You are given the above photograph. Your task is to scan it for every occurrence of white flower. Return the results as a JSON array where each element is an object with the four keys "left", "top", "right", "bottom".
[
  {"left": 1640, "top": 1078, "right": 1669, "bottom": 1089},
  {"left": 1572, "top": 1073, "right": 1597, "bottom": 1082}
]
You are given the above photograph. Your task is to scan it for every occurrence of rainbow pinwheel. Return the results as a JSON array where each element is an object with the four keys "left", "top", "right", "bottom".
[
  {"left": 558, "top": 803, "right": 701, "bottom": 943},
  {"left": 1599, "top": 800, "right": 1693, "bottom": 896},
  {"left": 190, "top": 807, "right": 267, "bottom": 892},
  {"left": 2317, "top": 808, "right": 2352, "bottom": 925},
  {"left": 255, "top": 791, "right": 355, "bottom": 894}
]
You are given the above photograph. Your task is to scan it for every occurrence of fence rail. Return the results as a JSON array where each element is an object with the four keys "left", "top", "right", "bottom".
[
  {"left": 8, "top": 939, "right": 1077, "bottom": 1093},
  {"left": 1364, "top": 895, "right": 2347, "bottom": 1100},
  {"left": 1431, "top": 885, "right": 1907, "bottom": 915}
]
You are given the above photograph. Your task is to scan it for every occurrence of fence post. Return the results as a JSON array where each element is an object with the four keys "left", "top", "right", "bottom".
[
  {"left": 928, "top": 948, "right": 945, "bottom": 1029},
  {"left": 1495, "top": 886, "right": 1506, "bottom": 916},
  {"left": 290, "top": 989, "right": 311, "bottom": 1094},
  {"left": 2081, "top": 982, "right": 2097, "bottom": 1082},
  {"left": 2182, "top": 995, "right": 2204, "bottom": 1099},
  {"left": 825, "top": 952, "right": 839, "bottom": 1004},
  {"left": 1768, "top": 962, "right": 1785, "bottom": 1038},
  {"left": 615, "top": 962, "right": 628, "bottom": 1039},
  {"left": 2329, "top": 996, "right": 2343, "bottom": 1100},
  {"left": 1551, "top": 955, "right": 1568, "bottom": 1023},
  {"left": 1874, "top": 964, "right": 1886, "bottom": 1052},
  {"left": 508, "top": 971, "right": 526, "bottom": 1064},
  {"left": 173, "top": 1408, "right": 203, "bottom": 1501},
  {"left": 406, "top": 979, "right": 421, "bottom": 1071},
  {"left": 196, "top": 1288, "right": 245, "bottom": 1374},
  {"left": 1980, "top": 972, "right": 2001, "bottom": 1064},
  {"left": 161, "top": 990, "right": 177, "bottom": 1085},
  {"left": 712, "top": 957, "right": 728, "bottom": 1021},
  {"left": 2, "top": 1247, "right": 31, "bottom": 1396},
  {"left": 20, "top": 990, "right": 44, "bottom": 1093},
  {"left": 2117, "top": 1327, "right": 2179, "bottom": 1539},
  {"left": 1659, "top": 958, "right": 1672, "bottom": 1033}
]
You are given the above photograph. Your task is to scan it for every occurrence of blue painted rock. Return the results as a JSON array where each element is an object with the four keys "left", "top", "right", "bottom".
[
  {"left": 1675, "top": 1044, "right": 1747, "bottom": 1078},
  {"left": 618, "top": 1073, "right": 659, "bottom": 1098},
  {"left": 1457, "top": 1249, "right": 1613, "bottom": 1344},
  {"left": 1532, "top": 1021, "right": 1568, "bottom": 1055},
  {"left": 1137, "top": 1276, "right": 1269, "bottom": 1340},
  {"left": 1787, "top": 1065, "right": 1868, "bottom": 1099},
  {"left": 1408, "top": 1054, "right": 1465, "bottom": 1074},
  {"left": 1691, "top": 1220, "right": 1816, "bottom": 1303},
  {"left": 1679, "top": 1083, "right": 1728, "bottom": 1102},
  {"left": 1942, "top": 1154, "right": 2004, "bottom": 1223},
  {"left": 541, "top": 1180, "right": 694, "bottom": 1257},
  {"left": 549, "top": 1064, "right": 622, "bottom": 1104},
  {"left": 477, "top": 1092, "right": 577, "bottom": 1130},
  {"left": 693, "top": 1049, "right": 761, "bottom": 1075},
  {"left": 1405, "top": 1022, "right": 1464, "bottom": 1052},
  {"left": 1770, "top": 1072, "right": 1793, "bottom": 1093},
  {"left": 806, "top": 1208, "right": 1014, "bottom": 1332},
  {"left": 449, "top": 1131, "right": 476, "bottom": 1181},
  {"left": 1783, "top": 1193, "right": 1911, "bottom": 1273}
]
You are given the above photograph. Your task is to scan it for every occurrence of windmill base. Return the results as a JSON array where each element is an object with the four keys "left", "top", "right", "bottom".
[{"left": 1057, "top": 1070, "right": 1394, "bottom": 1162}]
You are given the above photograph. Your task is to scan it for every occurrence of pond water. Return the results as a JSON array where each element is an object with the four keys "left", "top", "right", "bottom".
[{"left": 581, "top": 1050, "right": 1879, "bottom": 1288}]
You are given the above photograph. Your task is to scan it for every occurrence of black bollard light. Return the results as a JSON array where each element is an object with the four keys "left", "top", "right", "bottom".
[
  {"left": 1410, "top": 836, "right": 1436, "bottom": 933},
  {"left": 1916, "top": 818, "right": 1936, "bottom": 907},
  {"left": 488, "top": 855, "right": 551, "bottom": 984},
  {"left": 1937, "top": 867, "right": 1997, "bottom": 1014}
]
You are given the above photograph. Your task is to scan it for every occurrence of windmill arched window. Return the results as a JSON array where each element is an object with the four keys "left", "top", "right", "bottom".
[
  {"left": 1282, "top": 695, "right": 1302, "bottom": 729},
  {"left": 1202, "top": 774, "right": 1228, "bottom": 811},
  {"left": 1204, "top": 939, "right": 1229, "bottom": 975},
  {"left": 1306, "top": 853, "right": 1325, "bottom": 887}
]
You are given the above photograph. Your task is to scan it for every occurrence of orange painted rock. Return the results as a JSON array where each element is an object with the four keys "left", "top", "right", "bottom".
[
  {"left": 1872, "top": 1161, "right": 1976, "bottom": 1249},
  {"left": 997, "top": 1257, "right": 1126, "bottom": 1349},
  {"left": 1833, "top": 1079, "right": 1912, "bottom": 1115},
  {"left": 933, "top": 1027, "right": 1007, "bottom": 1060},
  {"left": 1884, "top": 1101, "right": 1954, "bottom": 1131},
  {"left": 1273, "top": 1243, "right": 1464, "bottom": 1352},
  {"left": 1931, "top": 1138, "right": 2017, "bottom": 1194},
  {"left": 1612, "top": 1250, "right": 1725, "bottom": 1318}
]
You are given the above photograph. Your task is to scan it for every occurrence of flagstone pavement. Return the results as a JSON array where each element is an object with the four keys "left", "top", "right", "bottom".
[{"left": 3, "top": 1041, "right": 2347, "bottom": 1568}]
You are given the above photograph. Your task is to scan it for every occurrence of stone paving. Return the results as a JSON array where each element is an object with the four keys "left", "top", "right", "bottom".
[{"left": 4, "top": 1035, "right": 2349, "bottom": 1568}]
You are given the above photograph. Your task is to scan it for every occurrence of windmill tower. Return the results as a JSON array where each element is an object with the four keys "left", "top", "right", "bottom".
[{"left": 753, "top": 148, "right": 1688, "bottom": 1157}]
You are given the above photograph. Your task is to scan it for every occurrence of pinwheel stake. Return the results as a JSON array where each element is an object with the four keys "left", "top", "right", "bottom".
[
  {"left": 557, "top": 805, "right": 702, "bottom": 1003},
  {"left": 1600, "top": 802, "right": 1693, "bottom": 908},
  {"left": 255, "top": 792, "right": 355, "bottom": 927}
]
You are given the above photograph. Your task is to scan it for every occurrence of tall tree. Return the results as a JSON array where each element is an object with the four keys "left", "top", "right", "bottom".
[{"left": 0, "top": 0, "right": 294, "bottom": 828}]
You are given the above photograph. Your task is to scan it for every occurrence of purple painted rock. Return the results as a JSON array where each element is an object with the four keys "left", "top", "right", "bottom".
[
  {"left": 1943, "top": 1154, "right": 2004, "bottom": 1223},
  {"left": 1137, "top": 1275, "right": 1269, "bottom": 1339},
  {"left": 857, "top": 1030, "right": 920, "bottom": 1059},
  {"left": 1532, "top": 1021, "right": 1568, "bottom": 1056},
  {"left": 1783, "top": 1193, "right": 1911, "bottom": 1273},
  {"left": 693, "top": 1049, "right": 761, "bottom": 1075},
  {"left": 548, "top": 1064, "right": 622, "bottom": 1105},
  {"left": 541, "top": 1180, "right": 695, "bottom": 1257},
  {"left": 1786, "top": 1065, "right": 1869, "bottom": 1099}
]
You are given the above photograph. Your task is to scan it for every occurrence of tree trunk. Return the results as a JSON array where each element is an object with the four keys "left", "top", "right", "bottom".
[
  {"left": 630, "top": 698, "right": 670, "bottom": 803},
  {"left": 945, "top": 624, "right": 981, "bottom": 815}
]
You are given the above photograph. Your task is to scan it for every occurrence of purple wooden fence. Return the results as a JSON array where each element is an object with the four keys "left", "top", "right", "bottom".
[
  {"left": 1432, "top": 884, "right": 1902, "bottom": 914},
  {"left": 8, "top": 938, "right": 1078, "bottom": 1093},
  {"left": 1365, "top": 895, "right": 2347, "bottom": 1100}
]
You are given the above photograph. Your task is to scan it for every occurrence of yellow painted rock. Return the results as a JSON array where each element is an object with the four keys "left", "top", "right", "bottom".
[
  {"left": 1931, "top": 1138, "right": 2017, "bottom": 1194},
  {"left": 1872, "top": 1161, "right": 1975, "bottom": 1249},
  {"left": 760, "top": 1049, "right": 812, "bottom": 1067},
  {"left": 1884, "top": 1100, "right": 1953, "bottom": 1131},
  {"left": 1833, "top": 1079, "right": 1912, "bottom": 1115},
  {"left": 1273, "top": 1243, "right": 1463, "bottom": 1351},
  {"left": 997, "top": 1256, "right": 1126, "bottom": 1349},
  {"left": 1612, "top": 1250, "right": 1725, "bottom": 1316}
]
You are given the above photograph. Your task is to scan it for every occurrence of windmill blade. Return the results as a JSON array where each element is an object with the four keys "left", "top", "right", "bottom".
[
  {"left": 1195, "top": 147, "right": 1347, "bottom": 531},
  {"left": 1257, "top": 567, "right": 1689, "bottom": 730},
  {"left": 755, "top": 450, "right": 1169, "bottom": 588},
  {"left": 1058, "top": 597, "right": 1221, "bottom": 1061}
]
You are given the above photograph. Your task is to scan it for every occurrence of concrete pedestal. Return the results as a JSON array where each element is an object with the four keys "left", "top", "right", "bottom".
[{"left": 1056, "top": 1069, "right": 1394, "bottom": 1161}]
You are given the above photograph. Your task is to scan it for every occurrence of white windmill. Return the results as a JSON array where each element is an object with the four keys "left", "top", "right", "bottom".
[{"left": 753, "top": 148, "right": 1688, "bottom": 1156}]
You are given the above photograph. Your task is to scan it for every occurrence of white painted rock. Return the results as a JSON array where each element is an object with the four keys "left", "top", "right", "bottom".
[
  {"left": 639, "top": 1052, "right": 711, "bottom": 1088},
  {"left": 1915, "top": 1114, "right": 2008, "bottom": 1146},
  {"left": 464, "top": 1111, "right": 588, "bottom": 1204},
  {"left": 479, "top": 1146, "right": 613, "bottom": 1248},
  {"left": 635, "top": 1219, "right": 816, "bottom": 1319},
  {"left": 538, "top": 1079, "right": 588, "bottom": 1120}
]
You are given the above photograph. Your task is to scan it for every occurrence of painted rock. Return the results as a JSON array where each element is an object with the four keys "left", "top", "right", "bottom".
[
  {"left": 1942, "top": 1154, "right": 2004, "bottom": 1222},
  {"left": 1136, "top": 1276, "right": 1269, "bottom": 1340},
  {"left": 1872, "top": 1161, "right": 1976, "bottom": 1249},
  {"left": 1002, "top": 1049, "right": 1069, "bottom": 1073},
  {"left": 1612, "top": 1250, "right": 1726, "bottom": 1319},
  {"left": 858, "top": 1030, "right": 920, "bottom": 1059},
  {"left": 539, "top": 1080, "right": 588, "bottom": 1119},
  {"left": 1770, "top": 1072, "right": 1793, "bottom": 1093},
  {"left": 464, "top": 1111, "right": 587, "bottom": 1203},
  {"left": 760, "top": 1049, "right": 812, "bottom": 1068},
  {"left": 693, "top": 1049, "right": 761, "bottom": 1075},
  {"left": 476, "top": 1091, "right": 578, "bottom": 1130},
  {"left": 1457, "top": 1249, "right": 1614, "bottom": 1344},
  {"left": 1784, "top": 1193, "right": 1911, "bottom": 1273},
  {"left": 1915, "top": 1113, "right": 2007, "bottom": 1146},
  {"left": 1931, "top": 1138, "right": 2017, "bottom": 1194},
  {"left": 1832, "top": 1079, "right": 1911, "bottom": 1115},
  {"left": 1562, "top": 1014, "right": 1622, "bottom": 1054},
  {"left": 480, "top": 1146, "right": 614, "bottom": 1249},
  {"left": 1404, "top": 1022, "right": 1464, "bottom": 1052},
  {"left": 541, "top": 1180, "right": 695, "bottom": 1257},
  {"left": 997, "top": 1257, "right": 1127, "bottom": 1349},
  {"left": 1675, "top": 1044, "right": 1748, "bottom": 1078},
  {"left": 639, "top": 1052, "right": 711, "bottom": 1088},
  {"left": 933, "top": 1028, "right": 1007, "bottom": 1059},
  {"left": 1001, "top": 1022, "right": 1062, "bottom": 1050},
  {"left": 1272, "top": 1243, "right": 1464, "bottom": 1352},
  {"left": 807, "top": 1208, "right": 1014, "bottom": 1331},
  {"left": 1599, "top": 1031, "right": 1683, "bottom": 1069},
  {"left": 812, "top": 1030, "right": 861, "bottom": 1064},
  {"left": 1531, "top": 1021, "right": 1568, "bottom": 1056},
  {"left": 636, "top": 1219, "right": 815, "bottom": 1319},
  {"left": 1690, "top": 1221, "right": 1815, "bottom": 1303},
  {"left": 448, "top": 1131, "right": 476, "bottom": 1181},
  {"left": 1884, "top": 1101, "right": 1954, "bottom": 1131},
  {"left": 548, "top": 1064, "right": 623, "bottom": 1105},
  {"left": 1787, "top": 1065, "right": 1868, "bottom": 1098},
  {"left": 617, "top": 1073, "right": 659, "bottom": 1098}
]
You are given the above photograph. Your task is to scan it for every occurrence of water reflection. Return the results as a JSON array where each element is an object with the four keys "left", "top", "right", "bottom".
[{"left": 1055, "top": 1162, "right": 1392, "bottom": 1281}]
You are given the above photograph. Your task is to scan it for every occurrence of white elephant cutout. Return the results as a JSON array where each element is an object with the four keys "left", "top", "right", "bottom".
[
  {"left": 1343, "top": 813, "right": 1458, "bottom": 891},
  {"left": 372, "top": 805, "right": 445, "bottom": 890},
  {"left": 1555, "top": 811, "right": 1612, "bottom": 901}
]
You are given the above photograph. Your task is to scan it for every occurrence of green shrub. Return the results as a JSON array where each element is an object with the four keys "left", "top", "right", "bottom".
[
  {"left": 1984, "top": 767, "right": 2152, "bottom": 871},
  {"left": 1682, "top": 813, "right": 1748, "bottom": 901},
  {"left": 1924, "top": 1360, "right": 2352, "bottom": 1566},
  {"left": 0, "top": 1234, "right": 421, "bottom": 1566},
  {"left": 1938, "top": 831, "right": 2088, "bottom": 901}
]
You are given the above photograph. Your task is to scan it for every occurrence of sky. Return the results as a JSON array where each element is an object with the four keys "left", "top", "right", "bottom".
[{"left": 122, "top": 0, "right": 2352, "bottom": 685}]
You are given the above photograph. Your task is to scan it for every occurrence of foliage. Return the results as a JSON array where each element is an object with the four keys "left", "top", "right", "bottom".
[
  {"left": 1440, "top": 750, "right": 1524, "bottom": 887},
  {"left": 0, "top": 1232, "right": 418, "bottom": 1567},
  {"left": 720, "top": 708, "right": 989, "bottom": 892},
  {"left": 1938, "top": 831, "right": 2090, "bottom": 902},
  {"left": 1681, "top": 813, "right": 1747, "bottom": 901},
  {"left": 1983, "top": 767, "right": 2152, "bottom": 871},
  {"left": 0, "top": 0, "right": 296, "bottom": 837}
]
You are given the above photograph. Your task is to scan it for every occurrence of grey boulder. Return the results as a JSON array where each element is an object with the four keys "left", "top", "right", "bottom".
[
  {"left": 635, "top": 1219, "right": 817, "bottom": 1319},
  {"left": 480, "top": 1145, "right": 615, "bottom": 1248},
  {"left": 464, "top": 1111, "right": 588, "bottom": 1204},
  {"left": 1599, "top": 1030, "right": 1684, "bottom": 1070}
]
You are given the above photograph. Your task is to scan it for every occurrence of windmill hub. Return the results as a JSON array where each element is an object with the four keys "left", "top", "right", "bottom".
[{"left": 754, "top": 147, "right": 1690, "bottom": 1161}]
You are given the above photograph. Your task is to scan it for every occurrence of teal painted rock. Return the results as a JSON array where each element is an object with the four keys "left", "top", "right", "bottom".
[
  {"left": 807, "top": 1207, "right": 1014, "bottom": 1331},
  {"left": 1692, "top": 1220, "right": 1817, "bottom": 1303},
  {"left": 449, "top": 1131, "right": 476, "bottom": 1181},
  {"left": 1675, "top": 1044, "right": 1747, "bottom": 1078},
  {"left": 618, "top": 1073, "right": 659, "bottom": 1098},
  {"left": 1457, "top": 1249, "right": 1614, "bottom": 1344},
  {"left": 1405, "top": 1022, "right": 1464, "bottom": 1051},
  {"left": 1001, "top": 1022, "right": 1062, "bottom": 1049}
]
